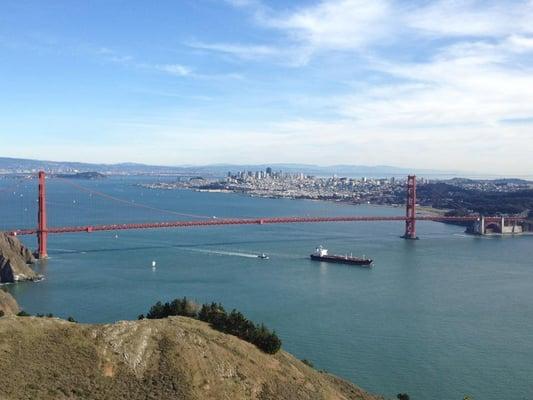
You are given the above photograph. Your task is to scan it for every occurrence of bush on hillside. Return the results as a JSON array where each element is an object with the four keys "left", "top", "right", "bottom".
[
  {"left": 16, "top": 311, "right": 31, "bottom": 317},
  {"left": 146, "top": 297, "right": 199, "bottom": 319},
  {"left": 36, "top": 313, "right": 54, "bottom": 318},
  {"left": 146, "top": 298, "right": 282, "bottom": 354}
]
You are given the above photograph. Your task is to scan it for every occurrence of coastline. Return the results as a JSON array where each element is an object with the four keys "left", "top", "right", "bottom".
[{"left": 142, "top": 183, "right": 450, "bottom": 216}]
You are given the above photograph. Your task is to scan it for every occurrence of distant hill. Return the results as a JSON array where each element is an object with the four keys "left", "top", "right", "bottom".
[
  {"left": 0, "top": 156, "right": 459, "bottom": 178},
  {"left": 0, "top": 157, "right": 187, "bottom": 176},
  {"left": 53, "top": 172, "right": 106, "bottom": 180},
  {"left": 416, "top": 183, "right": 533, "bottom": 215},
  {"left": 447, "top": 177, "right": 531, "bottom": 185}
]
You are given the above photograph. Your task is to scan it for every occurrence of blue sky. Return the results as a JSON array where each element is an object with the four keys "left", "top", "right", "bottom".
[{"left": 1, "top": 0, "right": 532, "bottom": 174}]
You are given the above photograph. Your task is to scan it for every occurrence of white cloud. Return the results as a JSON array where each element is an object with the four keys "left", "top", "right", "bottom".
[
  {"left": 337, "top": 37, "right": 533, "bottom": 127},
  {"left": 155, "top": 64, "right": 192, "bottom": 76},
  {"left": 406, "top": 0, "right": 533, "bottom": 38},
  {"left": 187, "top": 40, "right": 312, "bottom": 66},
  {"left": 260, "top": 0, "right": 391, "bottom": 51},
  {"left": 188, "top": 41, "right": 280, "bottom": 60},
  {"left": 212, "top": 0, "right": 533, "bottom": 61},
  {"left": 506, "top": 34, "right": 533, "bottom": 52},
  {"left": 224, "top": 0, "right": 259, "bottom": 8}
]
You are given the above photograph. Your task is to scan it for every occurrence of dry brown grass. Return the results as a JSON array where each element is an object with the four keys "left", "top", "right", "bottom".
[
  {"left": 0, "top": 316, "right": 381, "bottom": 400},
  {"left": 0, "top": 290, "right": 20, "bottom": 316}
]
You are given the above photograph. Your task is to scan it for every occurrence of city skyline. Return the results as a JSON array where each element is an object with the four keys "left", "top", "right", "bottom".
[{"left": 1, "top": 0, "right": 533, "bottom": 174}]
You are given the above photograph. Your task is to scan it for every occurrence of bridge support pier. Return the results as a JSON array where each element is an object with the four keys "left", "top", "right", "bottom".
[
  {"left": 402, "top": 175, "right": 418, "bottom": 239},
  {"left": 477, "top": 216, "right": 486, "bottom": 235},
  {"left": 37, "top": 171, "right": 48, "bottom": 259}
]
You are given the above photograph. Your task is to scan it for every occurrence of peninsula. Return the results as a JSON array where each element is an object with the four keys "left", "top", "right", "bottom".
[{"left": 140, "top": 169, "right": 533, "bottom": 217}]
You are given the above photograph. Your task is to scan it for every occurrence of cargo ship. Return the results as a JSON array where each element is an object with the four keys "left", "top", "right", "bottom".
[{"left": 310, "top": 246, "right": 373, "bottom": 266}]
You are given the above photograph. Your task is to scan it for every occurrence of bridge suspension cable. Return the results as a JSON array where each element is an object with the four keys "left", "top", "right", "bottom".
[{"left": 55, "top": 177, "right": 212, "bottom": 220}]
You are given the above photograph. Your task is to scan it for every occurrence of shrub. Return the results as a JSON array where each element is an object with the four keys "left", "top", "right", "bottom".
[
  {"left": 0, "top": 310, "right": 4, "bottom": 318},
  {"left": 17, "top": 311, "right": 31, "bottom": 317},
  {"left": 36, "top": 313, "right": 54, "bottom": 318},
  {"left": 146, "top": 297, "right": 199, "bottom": 319},
  {"left": 146, "top": 298, "right": 282, "bottom": 354},
  {"left": 250, "top": 324, "right": 281, "bottom": 354},
  {"left": 397, "top": 394, "right": 410, "bottom": 400},
  {"left": 67, "top": 316, "right": 77, "bottom": 323},
  {"left": 198, "top": 302, "right": 226, "bottom": 324}
]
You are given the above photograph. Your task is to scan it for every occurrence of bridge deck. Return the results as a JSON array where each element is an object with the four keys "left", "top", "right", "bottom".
[{"left": 9, "top": 215, "right": 524, "bottom": 236}]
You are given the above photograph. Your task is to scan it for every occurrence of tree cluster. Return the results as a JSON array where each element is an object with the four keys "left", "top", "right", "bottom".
[
  {"left": 144, "top": 297, "right": 199, "bottom": 319},
  {"left": 416, "top": 183, "right": 533, "bottom": 215},
  {"left": 14, "top": 311, "right": 77, "bottom": 322},
  {"left": 141, "top": 298, "right": 282, "bottom": 354}
]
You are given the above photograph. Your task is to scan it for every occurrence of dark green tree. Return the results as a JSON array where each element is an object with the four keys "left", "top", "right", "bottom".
[
  {"left": 146, "top": 301, "right": 166, "bottom": 319},
  {"left": 17, "top": 311, "right": 31, "bottom": 317},
  {"left": 145, "top": 298, "right": 282, "bottom": 354}
]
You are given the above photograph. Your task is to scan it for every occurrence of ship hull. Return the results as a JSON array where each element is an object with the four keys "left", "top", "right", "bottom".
[{"left": 310, "top": 254, "right": 373, "bottom": 266}]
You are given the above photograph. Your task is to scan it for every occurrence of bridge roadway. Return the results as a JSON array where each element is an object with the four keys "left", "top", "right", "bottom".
[{"left": 9, "top": 215, "right": 524, "bottom": 236}]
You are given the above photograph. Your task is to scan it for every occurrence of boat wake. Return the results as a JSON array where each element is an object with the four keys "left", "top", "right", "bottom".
[{"left": 183, "top": 248, "right": 260, "bottom": 258}]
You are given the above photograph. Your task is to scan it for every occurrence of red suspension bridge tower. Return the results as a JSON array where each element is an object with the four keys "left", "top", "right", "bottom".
[
  {"left": 403, "top": 175, "right": 418, "bottom": 239},
  {"left": 37, "top": 171, "right": 48, "bottom": 259}
]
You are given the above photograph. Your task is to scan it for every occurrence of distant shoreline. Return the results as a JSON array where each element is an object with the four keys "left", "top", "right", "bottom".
[{"left": 144, "top": 183, "right": 446, "bottom": 216}]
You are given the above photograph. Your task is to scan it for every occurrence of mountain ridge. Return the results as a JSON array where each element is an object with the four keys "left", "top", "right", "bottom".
[{"left": 0, "top": 156, "right": 460, "bottom": 177}]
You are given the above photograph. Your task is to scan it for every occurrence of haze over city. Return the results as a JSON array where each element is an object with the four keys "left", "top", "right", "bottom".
[{"left": 1, "top": 0, "right": 532, "bottom": 175}]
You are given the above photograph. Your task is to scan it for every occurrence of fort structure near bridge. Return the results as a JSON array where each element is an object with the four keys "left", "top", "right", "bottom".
[
  {"left": 5, "top": 172, "right": 529, "bottom": 259},
  {"left": 472, "top": 216, "right": 526, "bottom": 235}
]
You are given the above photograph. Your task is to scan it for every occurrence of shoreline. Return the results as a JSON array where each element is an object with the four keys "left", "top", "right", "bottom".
[{"left": 143, "top": 183, "right": 448, "bottom": 216}]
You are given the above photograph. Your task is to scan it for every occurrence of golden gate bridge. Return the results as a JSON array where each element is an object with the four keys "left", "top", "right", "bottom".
[{"left": 5, "top": 172, "right": 526, "bottom": 259}]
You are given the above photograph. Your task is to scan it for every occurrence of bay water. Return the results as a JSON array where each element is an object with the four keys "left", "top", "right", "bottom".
[{"left": 1, "top": 176, "right": 532, "bottom": 399}]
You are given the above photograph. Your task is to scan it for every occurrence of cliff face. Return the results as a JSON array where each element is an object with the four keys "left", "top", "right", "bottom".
[
  {"left": 0, "top": 233, "right": 39, "bottom": 283},
  {"left": 0, "top": 290, "right": 20, "bottom": 316},
  {"left": 0, "top": 316, "right": 381, "bottom": 400}
]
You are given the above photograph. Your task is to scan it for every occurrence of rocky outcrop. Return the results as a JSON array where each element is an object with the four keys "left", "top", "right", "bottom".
[
  {"left": 0, "top": 316, "right": 381, "bottom": 400},
  {"left": 0, "top": 290, "right": 20, "bottom": 316},
  {"left": 0, "top": 232, "right": 39, "bottom": 283}
]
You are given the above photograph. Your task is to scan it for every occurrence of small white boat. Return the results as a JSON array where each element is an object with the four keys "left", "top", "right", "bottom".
[{"left": 258, "top": 253, "right": 269, "bottom": 260}]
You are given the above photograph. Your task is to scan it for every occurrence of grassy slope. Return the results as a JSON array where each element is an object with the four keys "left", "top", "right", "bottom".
[
  {"left": 0, "top": 290, "right": 20, "bottom": 315},
  {"left": 0, "top": 316, "right": 381, "bottom": 400}
]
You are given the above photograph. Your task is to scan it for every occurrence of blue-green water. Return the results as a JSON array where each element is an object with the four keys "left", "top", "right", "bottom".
[{"left": 1, "top": 177, "right": 532, "bottom": 400}]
